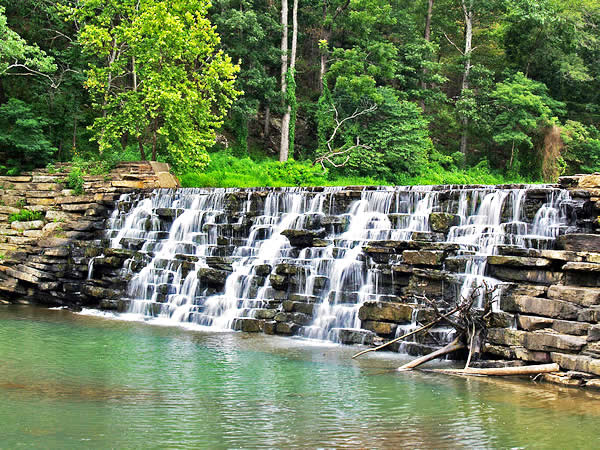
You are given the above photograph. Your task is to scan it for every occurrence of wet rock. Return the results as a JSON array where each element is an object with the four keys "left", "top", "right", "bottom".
[
  {"left": 487, "top": 255, "right": 551, "bottom": 268},
  {"left": 281, "top": 229, "right": 326, "bottom": 248},
  {"left": 263, "top": 320, "right": 277, "bottom": 335},
  {"left": 282, "top": 300, "right": 315, "bottom": 315},
  {"left": 358, "top": 301, "right": 414, "bottom": 323},
  {"left": 336, "top": 329, "right": 375, "bottom": 345},
  {"left": 253, "top": 309, "right": 277, "bottom": 320},
  {"left": 269, "top": 273, "right": 288, "bottom": 290},
  {"left": 275, "top": 263, "right": 300, "bottom": 276},
  {"left": 253, "top": 264, "right": 272, "bottom": 276},
  {"left": 196, "top": 267, "right": 228, "bottom": 286},
  {"left": 232, "top": 318, "right": 262, "bottom": 332},
  {"left": 361, "top": 320, "right": 397, "bottom": 336},
  {"left": 275, "top": 322, "right": 300, "bottom": 335},
  {"left": 557, "top": 233, "right": 600, "bottom": 252},
  {"left": 402, "top": 250, "right": 444, "bottom": 266},
  {"left": 428, "top": 212, "right": 457, "bottom": 233}
]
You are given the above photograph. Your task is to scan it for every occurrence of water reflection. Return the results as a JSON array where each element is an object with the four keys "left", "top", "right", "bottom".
[{"left": 1, "top": 305, "right": 600, "bottom": 449}]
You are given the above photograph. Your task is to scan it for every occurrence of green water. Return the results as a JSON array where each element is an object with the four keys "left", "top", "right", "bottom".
[{"left": 1, "top": 306, "right": 600, "bottom": 449}]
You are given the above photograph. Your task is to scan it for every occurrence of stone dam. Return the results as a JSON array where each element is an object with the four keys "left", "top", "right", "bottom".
[{"left": 2, "top": 164, "right": 600, "bottom": 388}]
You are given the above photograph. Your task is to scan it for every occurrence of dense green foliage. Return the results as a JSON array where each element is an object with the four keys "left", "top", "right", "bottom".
[
  {"left": 8, "top": 209, "right": 44, "bottom": 223},
  {"left": 1, "top": 0, "right": 599, "bottom": 184}
]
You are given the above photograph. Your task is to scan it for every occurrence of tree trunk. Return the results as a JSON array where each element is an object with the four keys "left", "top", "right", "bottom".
[
  {"left": 264, "top": 104, "right": 271, "bottom": 139},
  {"left": 138, "top": 137, "right": 146, "bottom": 161},
  {"left": 280, "top": 0, "right": 297, "bottom": 162},
  {"left": 280, "top": 0, "right": 289, "bottom": 92},
  {"left": 435, "top": 363, "right": 560, "bottom": 376},
  {"left": 398, "top": 336, "right": 465, "bottom": 371},
  {"left": 319, "top": 1, "right": 330, "bottom": 92},
  {"left": 420, "top": 0, "right": 435, "bottom": 111},
  {"left": 459, "top": 0, "right": 473, "bottom": 158},
  {"left": 152, "top": 119, "right": 157, "bottom": 161},
  {"left": 424, "top": 0, "right": 434, "bottom": 42}
]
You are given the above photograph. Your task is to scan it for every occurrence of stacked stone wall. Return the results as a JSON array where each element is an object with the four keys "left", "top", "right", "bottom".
[{"left": 0, "top": 161, "right": 178, "bottom": 306}]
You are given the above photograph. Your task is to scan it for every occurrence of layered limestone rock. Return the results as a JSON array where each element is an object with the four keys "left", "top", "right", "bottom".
[{"left": 0, "top": 162, "right": 179, "bottom": 307}]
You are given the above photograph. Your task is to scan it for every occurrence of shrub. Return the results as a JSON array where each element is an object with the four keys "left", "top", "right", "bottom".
[
  {"left": 8, "top": 209, "right": 44, "bottom": 223},
  {"left": 66, "top": 167, "right": 85, "bottom": 195}
]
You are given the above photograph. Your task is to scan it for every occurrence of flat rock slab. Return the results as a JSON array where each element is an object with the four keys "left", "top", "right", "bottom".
[
  {"left": 547, "top": 285, "right": 600, "bottom": 307},
  {"left": 487, "top": 255, "right": 551, "bottom": 268},
  {"left": 558, "top": 234, "right": 600, "bottom": 252},
  {"left": 501, "top": 295, "right": 580, "bottom": 320},
  {"left": 11, "top": 220, "right": 45, "bottom": 231}
]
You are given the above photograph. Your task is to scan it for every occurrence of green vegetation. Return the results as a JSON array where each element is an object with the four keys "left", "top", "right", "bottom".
[
  {"left": 179, "top": 150, "right": 528, "bottom": 188},
  {"left": 8, "top": 209, "right": 44, "bottom": 223},
  {"left": 0, "top": 0, "right": 599, "bottom": 185}
]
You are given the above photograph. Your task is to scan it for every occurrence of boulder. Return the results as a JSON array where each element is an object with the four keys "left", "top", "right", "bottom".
[
  {"left": 361, "top": 320, "right": 397, "bottom": 335},
  {"left": 232, "top": 318, "right": 262, "bottom": 332},
  {"left": 428, "top": 212, "right": 457, "bottom": 233},
  {"left": 336, "top": 329, "right": 375, "bottom": 345},
  {"left": 281, "top": 229, "right": 326, "bottom": 248},
  {"left": 196, "top": 267, "right": 229, "bottom": 286},
  {"left": 358, "top": 301, "right": 414, "bottom": 323},
  {"left": 402, "top": 250, "right": 444, "bottom": 266}
]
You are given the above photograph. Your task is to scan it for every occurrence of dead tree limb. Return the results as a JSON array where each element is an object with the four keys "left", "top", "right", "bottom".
[
  {"left": 432, "top": 363, "right": 560, "bottom": 377},
  {"left": 398, "top": 336, "right": 465, "bottom": 371},
  {"left": 314, "top": 102, "right": 377, "bottom": 171},
  {"left": 351, "top": 305, "right": 461, "bottom": 359}
]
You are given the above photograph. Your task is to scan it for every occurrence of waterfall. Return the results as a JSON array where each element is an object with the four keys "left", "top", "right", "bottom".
[{"left": 102, "top": 185, "right": 571, "bottom": 346}]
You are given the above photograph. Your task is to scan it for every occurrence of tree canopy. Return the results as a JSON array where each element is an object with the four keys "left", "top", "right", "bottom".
[{"left": 1, "top": 0, "right": 599, "bottom": 182}]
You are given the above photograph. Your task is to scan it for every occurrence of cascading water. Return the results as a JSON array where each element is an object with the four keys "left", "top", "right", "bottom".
[{"left": 102, "top": 184, "right": 572, "bottom": 347}]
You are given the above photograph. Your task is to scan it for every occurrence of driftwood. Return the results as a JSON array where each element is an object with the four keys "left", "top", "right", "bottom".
[
  {"left": 351, "top": 305, "right": 462, "bottom": 359},
  {"left": 398, "top": 336, "right": 465, "bottom": 371},
  {"left": 431, "top": 363, "right": 560, "bottom": 377},
  {"left": 351, "top": 282, "right": 533, "bottom": 375}
]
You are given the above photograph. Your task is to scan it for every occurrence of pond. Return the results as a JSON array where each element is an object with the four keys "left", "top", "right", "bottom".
[{"left": 1, "top": 305, "right": 599, "bottom": 448}]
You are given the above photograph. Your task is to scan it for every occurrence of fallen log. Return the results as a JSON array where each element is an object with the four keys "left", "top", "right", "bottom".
[
  {"left": 351, "top": 305, "right": 462, "bottom": 359},
  {"left": 430, "top": 363, "right": 560, "bottom": 377},
  {"left": 398, "top": 336, "right": 465, "bottom": 371}
]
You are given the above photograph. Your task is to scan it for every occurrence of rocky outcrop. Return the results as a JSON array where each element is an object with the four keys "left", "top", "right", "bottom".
[{"left": 0, "top": 162, "right": 178, "bottom": 307}]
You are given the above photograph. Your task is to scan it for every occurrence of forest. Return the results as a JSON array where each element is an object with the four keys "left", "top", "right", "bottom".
[{"left": 1, "top": 0, "right": 599, "bottom": 187}]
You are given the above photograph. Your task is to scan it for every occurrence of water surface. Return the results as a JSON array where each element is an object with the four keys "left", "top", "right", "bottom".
[{"left": 1, "top": 305, "right": 599, "bottom": 448}]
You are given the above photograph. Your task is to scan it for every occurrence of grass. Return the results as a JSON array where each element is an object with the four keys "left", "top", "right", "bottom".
[{"left": 179, "top": 151, "right": 538, "bottom": 189}]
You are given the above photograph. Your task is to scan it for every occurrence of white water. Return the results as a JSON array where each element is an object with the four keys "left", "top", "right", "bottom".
[{"left": 102, "top": 185, "right": 571, "bottom": 345}]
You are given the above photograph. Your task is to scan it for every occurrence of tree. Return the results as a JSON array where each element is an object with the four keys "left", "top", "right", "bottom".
[
  {"left": 490, "top": 72, "right": 564, "bottom": 176},
  {"left": 0, "top": 5, "right": 56, "bottom": 81},
  {"left": 279, "top": 0, "right": 298, "bottom": 162},
  {"left": 0, "top": 98, "right": 56, "bottom": 173},
  {"left": 211, "top": 0, "right": 279, "bottom": 154},
  {"left": 69, "top": 0, "right": 240, "bottom": 171}
]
